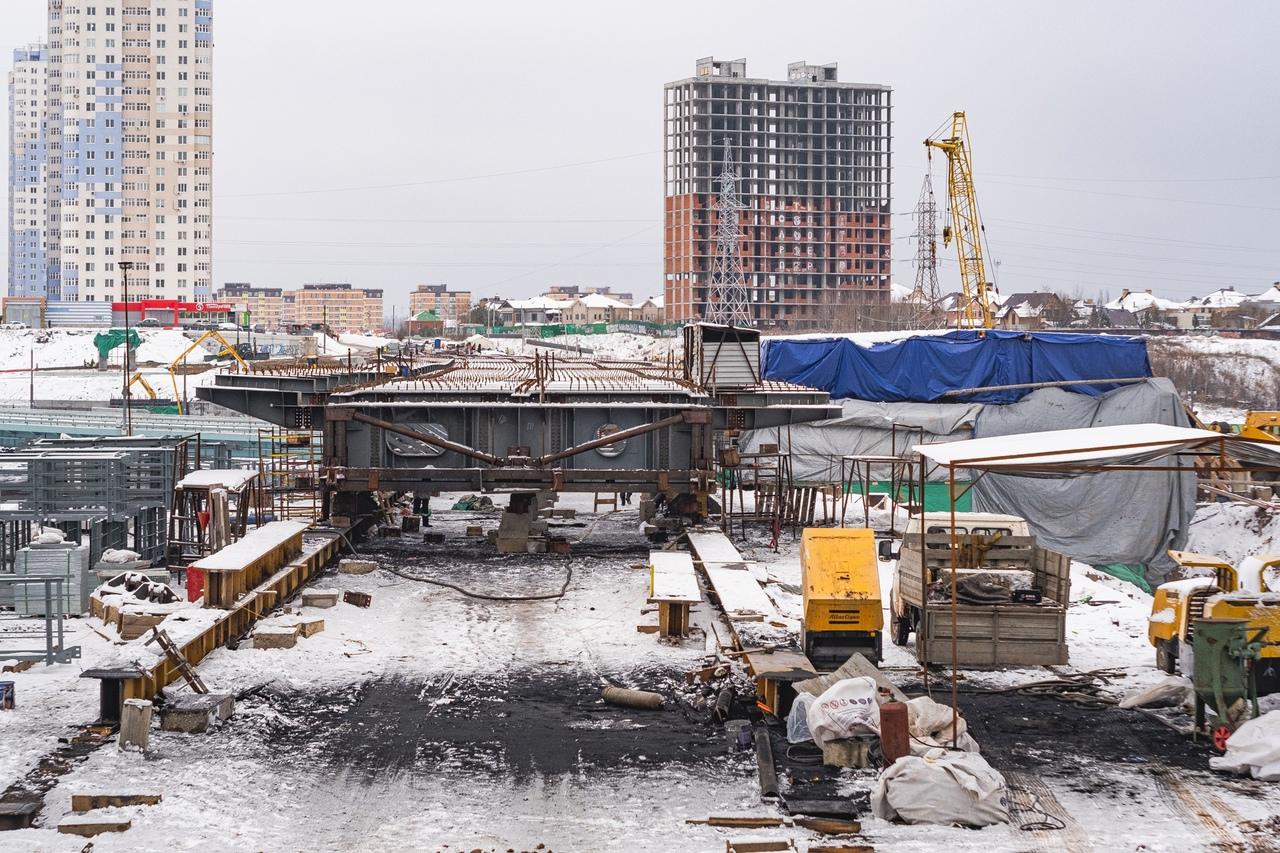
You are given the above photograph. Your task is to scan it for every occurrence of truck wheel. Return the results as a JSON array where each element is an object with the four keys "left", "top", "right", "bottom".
[
  {"left": 893, "top": 617, "right": 911, "bottom": 647},
  {"left": 1155, "top": 640, "right": 1176, "bottom": 674}
]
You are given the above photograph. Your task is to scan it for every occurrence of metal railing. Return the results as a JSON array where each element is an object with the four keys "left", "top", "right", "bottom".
[{"left": 0, "top": 577, "right": 82, "bottom": 665}]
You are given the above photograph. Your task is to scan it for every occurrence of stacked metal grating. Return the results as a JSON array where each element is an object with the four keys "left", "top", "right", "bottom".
[
  {"left": 14, "top": 541, "right": 92, "bottom": 615},
  {"left": 0, "top": 440, "right": 182, "bottom": 522}
]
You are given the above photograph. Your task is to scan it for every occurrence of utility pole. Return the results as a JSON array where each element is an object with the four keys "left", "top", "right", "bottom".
[
  {"left": 118, "top": 261, "right": 135, "bottom": 435},
  {"left": 909, "top": 174, "right": 942, "bottom": 327},
  {"left": 705, "top": 140, "right": 752, "bottom": 328}
]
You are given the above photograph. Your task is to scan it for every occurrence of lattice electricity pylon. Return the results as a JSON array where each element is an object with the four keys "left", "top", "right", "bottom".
[
  {"left": 705, "top": 141, "right": 752, "bottom": 327},
  {"left": 909, "top": 173, "right": 942, "bottom": 325}
]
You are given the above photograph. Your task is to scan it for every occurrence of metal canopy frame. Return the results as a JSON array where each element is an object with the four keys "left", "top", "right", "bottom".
[{"left": 911, "top": 425, "right": 1280, "bottom": 746}]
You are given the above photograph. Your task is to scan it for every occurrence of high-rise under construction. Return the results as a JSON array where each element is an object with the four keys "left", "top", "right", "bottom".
[{"left": 663, "top": 58, "right": 892, "bottom": 327}]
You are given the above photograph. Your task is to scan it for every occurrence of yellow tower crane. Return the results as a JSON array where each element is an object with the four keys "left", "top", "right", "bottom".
[{"left": 925, "top": 112, "right": 996, "bottom": 329}]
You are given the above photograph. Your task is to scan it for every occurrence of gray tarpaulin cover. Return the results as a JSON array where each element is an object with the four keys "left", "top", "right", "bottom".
[
  {"left": 742, "top": 378, "right": 1193, "bottom": 575},
  {"left": 969, "top": 378, "right": 1195, "bottom": 576},
  {"left": 741, "top": 400, "right": 982, "bottom": 482}
]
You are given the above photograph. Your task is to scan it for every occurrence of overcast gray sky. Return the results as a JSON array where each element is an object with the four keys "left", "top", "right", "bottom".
[{"left": 5, "top": 1, "right": 1280, "bottom": 309}]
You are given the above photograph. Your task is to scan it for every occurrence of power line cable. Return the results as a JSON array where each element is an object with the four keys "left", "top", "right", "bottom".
[{"left": 220, "top": 150, "right": 657, "bottom": 199}]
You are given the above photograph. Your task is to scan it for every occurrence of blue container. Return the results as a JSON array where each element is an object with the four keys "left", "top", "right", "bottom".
[{"left": 433, "top": 338, "right": 442, "bottom": 350}]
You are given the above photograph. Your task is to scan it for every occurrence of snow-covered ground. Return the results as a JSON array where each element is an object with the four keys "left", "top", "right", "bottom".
[
  {"left": 2, "top": 495, "right": 1277, "bottom": 851},
  {"left": 1187, "top": 501, "right": 1280, "bottom": 565},
  {"left": 471, "top": 331, "right": 682, "bottom": 362}
]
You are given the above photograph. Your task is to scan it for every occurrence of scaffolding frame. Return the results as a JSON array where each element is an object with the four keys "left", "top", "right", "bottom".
[{"left": 257, "top": 428, "right": 323, "bottom": 522}]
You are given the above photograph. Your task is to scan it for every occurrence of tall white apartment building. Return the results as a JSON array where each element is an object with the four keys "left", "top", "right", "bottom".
[
  {"left": 8, "top": 45, "right": 50, "bottom": 299},
  {"left": 45, "top": 0, "right": 213, "bottom": 303}
]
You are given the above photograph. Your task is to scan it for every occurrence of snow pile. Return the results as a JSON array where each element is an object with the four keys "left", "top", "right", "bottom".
[
  {"left": 0, "top": 327, "right": 199, "bottom": 370},
  {"left": 1187, "top": 503, "right": 1280, "bottom": 567},
  {"left": 337, "top": 332, "right": 396, "bottom": 349},
  {"left": 765, "top": 328, "right": 953, "bottom": 347}
]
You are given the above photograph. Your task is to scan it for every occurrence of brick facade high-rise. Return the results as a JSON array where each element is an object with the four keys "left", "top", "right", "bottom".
[
  {"left": 664, "top": 58, "right": 891, "bottom": 327},
  {"left": 408, "top": 284, "right": 472, "bottom": 327}
]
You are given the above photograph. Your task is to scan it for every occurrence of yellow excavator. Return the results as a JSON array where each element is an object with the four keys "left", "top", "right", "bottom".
[
  {"left": 1149, "top": 549, "right": 1280, "bottom": 693},
  {"left": 126, "top": 371, "right": 158, "bottom": 400},
  {"left": 169, "top": 330, "right": 249, "bottom": 415},
  {"left": 925, "top": 112, "right": 997, "bottom": 329}
]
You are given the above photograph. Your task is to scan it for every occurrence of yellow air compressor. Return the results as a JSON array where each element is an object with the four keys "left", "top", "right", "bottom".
[{"left": 800, "top": 528, "right": 884, "bottom": 669}]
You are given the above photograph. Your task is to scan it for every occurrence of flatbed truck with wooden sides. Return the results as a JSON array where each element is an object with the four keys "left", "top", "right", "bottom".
[{"left": 886, "top": 512, "right": 1071, "bottom": 667}]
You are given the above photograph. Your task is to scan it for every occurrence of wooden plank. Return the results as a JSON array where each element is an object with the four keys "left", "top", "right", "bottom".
[
  {"left": 649, "top": 551, "right": 700, "bottom": 603},
  {"left": 687, "top": 529, "right": 745, "bottom": 563},
  {"left": 703, "top": 562, "right": 776, "bottom": 620},
  {"left": 794, "top": 652, "right": 907, "bottom": 703},
  {"left": 58, "top": 817, "right": 132, "bottom": 837},
  {"left": 742, "top": 649, "right": 816, "bottom": 682},
  {"left": 71, "top": 794, "right": 162, "bottom": 812}
]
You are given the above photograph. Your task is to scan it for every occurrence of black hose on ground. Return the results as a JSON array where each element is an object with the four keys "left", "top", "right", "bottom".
[{"left": 383, "top": 561, "right": 573, "bottom": 602}]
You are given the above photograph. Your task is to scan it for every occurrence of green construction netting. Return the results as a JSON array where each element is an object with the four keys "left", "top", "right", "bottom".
[
  {"left": 93, "top": 329, "right": 141, "bottom": 362},
  {"left": 1091, "top": 563, "right": 1152, "bottom": 594}
]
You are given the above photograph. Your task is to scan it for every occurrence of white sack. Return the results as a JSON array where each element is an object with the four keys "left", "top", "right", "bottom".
[
  {"left": 101, "top": 548, "right": 142, "bottom": 564},
  {"left": 1209, "top": 711, "right": 1280, "bottom": 781},
  {"left": 1118, "top": 675, "right": 1193, "bottom": 710},
  {"left": 35, "top": 527, "right": 66, "bottom": 544},
  {"left": 906, "top": 696, "right": 980, "bottom": 754},
  {"left": 787, "top": 692, "right": 816, "bottom": 744},
  {"left": 807, "top": 676, "right": 880, "bottom": 747},
  {"left": 872, "top": 749, "right": 1010, "bottom": 826}
]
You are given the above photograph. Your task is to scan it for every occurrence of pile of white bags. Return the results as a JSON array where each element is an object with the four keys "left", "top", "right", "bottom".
[
  {"left": 35, "top": 527, "right": 66, "bottom": 545},
  {"left": 906, "top": 695, "right": 980, "bottom": 754},
  {"left": 873, "top": 748, "right": 1010, "bottom": 826},
  {"left": 806, "top": 676, "right": 880, "bottom": 747},
  {"left": 1209, "top": 711, "right": 1280, "bottom": 781},
  {"left": 100, "top": 548, "right": 143, "bottom": 564}
]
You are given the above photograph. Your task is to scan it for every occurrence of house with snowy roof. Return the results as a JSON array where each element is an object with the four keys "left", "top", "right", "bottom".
[{"left": 994, "top": 292, "right": 1071, "bottom": 329}]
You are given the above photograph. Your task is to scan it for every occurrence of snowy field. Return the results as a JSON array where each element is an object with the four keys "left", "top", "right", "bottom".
[
  {"left": 2, "top": 496, "right": 1278, "bottom": 851},
  {"left": 0, "top": 328, "right": 360, "bottom": 404}
]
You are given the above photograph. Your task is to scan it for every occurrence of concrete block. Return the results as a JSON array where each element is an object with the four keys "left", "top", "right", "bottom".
[
  {"left": 338, "top": 559, "right": 378, "bottom": 575},
  {"left": 58, "top": 816, "right": 132, "bottom": 837},
  {"left": 254, "top": 626, "right": 300, "bottom": 649},
  {"left": 118, "top": 699, "right": 152, "bottom": 752},
  {"left": 301, "top": 589, "right": 339, "bottom": 608},
  {"left": 466, "top": 525, "right": 484, "bottom": 538},
  {"left": 551, "top": 508, "right": 577, "bottom": 519},
  {"left": 328, "top": 516, "right": 353, "bottom": 528},
  {"left": 400, "top": 515, "right": 422, "bottom": 533},
  {"left": 821, "top": 737, "right": 871, "bottom": 768},
  {"left": 160, "top": 694, "right": 234, "bottom": 734},
  {"left": 423, "top": 532, "right": 445, "bottom": 544},
  {"left": 297, "top": 616, "right": 325, "bottom": 638},
  {"left": 71, "top": 794, "right": 162, "bottom": 812}
]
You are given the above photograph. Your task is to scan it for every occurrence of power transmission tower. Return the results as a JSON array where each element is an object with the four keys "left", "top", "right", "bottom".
[
  {"left": 704, "top": 142, "right": 752, "bottom": 327},
  {"left": 909, "top": 173, "right": 942, "bottom": 326}
]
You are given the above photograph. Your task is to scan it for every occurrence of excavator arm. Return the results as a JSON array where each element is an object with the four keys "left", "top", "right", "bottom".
[{"left": 169, "top": 330, "right": 249, "bottom": 415}]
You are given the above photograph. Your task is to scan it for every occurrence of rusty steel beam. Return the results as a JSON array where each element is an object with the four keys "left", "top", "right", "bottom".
[
  {"left": 536, "top": 412, "right": 691, "bottom": 467},
  {"left": 348, "top": 411, "right": 505, "bottom": 467}
]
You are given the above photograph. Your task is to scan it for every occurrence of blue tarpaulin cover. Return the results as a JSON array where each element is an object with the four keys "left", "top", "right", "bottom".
[{"left": 761, "top": 330, "right": 1151, "bottom": 403}]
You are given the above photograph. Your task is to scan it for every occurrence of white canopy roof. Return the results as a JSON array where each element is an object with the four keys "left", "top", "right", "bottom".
[{"left": 913, "top": 423, "right": 1239, "bottom": 471}]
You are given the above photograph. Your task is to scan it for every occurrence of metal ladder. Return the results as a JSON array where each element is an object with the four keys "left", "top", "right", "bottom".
[{"left": 146, "top": 627, "right": 208, "bottom": 694}]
